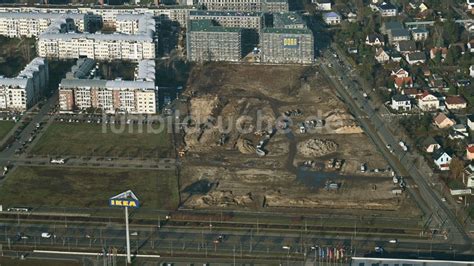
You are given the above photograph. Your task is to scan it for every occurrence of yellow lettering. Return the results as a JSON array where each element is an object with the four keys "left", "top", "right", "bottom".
[{"left": 129, "top": 201, "right": 136, "bottom": 207}]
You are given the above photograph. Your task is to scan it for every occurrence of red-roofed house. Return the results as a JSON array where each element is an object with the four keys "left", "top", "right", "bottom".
[
  {"left": 391, "top": 68, "right": 410, "bottom": 78},
  {"left": 433, "top": 113, "right": 455, "bottom": 128},
  {"left": 467, "top": 144, "right": 474, "bottom": 160},
  {"left": 417, "top": 91, "right": 439, "bottom": 111},
  {"left": 394, "top": 76, "right": 413, "bottom": 89},
  {"left": 402, "top": 88, "right": 421, "bottom": 98},
  {"left": 445, "top": 95, "right": 467, "bottom": 110},
  {"left": 430, "top": 47, "right": 448, "bottom": 61}
]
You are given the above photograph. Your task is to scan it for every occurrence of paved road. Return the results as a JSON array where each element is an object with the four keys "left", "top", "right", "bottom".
[
  {"left": 0, "top": 220, "right": 470, "bottom": 263},
  {"left": 0, "top": 156, "right": 176, "bottom": 171},
  {"left": 320, "top": 46, "right": 471, "bottom": 248}
]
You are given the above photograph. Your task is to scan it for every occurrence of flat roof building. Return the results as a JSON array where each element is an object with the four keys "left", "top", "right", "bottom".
[
  {"left": 37, "top": 14, "right": 156, "bottom": 60},
  {"left": 196, "top": 0, "right": 289, "bottom": 12},
  {"left": 188, "top": 10, "right": 264, "bottom": 30},
  {"left": 260, "top": 27, "right": 314, "bottom": 64},
  {"left": 186, "top": 20, "right": 243, "bottom": 62},
  {"left": 59, "top": 59, "right": 157, "bottom": 114},
  {"left": 0, "top": 57, "right": 49, "bottom": 111}
]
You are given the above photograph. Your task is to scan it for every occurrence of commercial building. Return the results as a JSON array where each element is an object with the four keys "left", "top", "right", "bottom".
[
  {"left": 196, "top": 0, "right": 289, "bottom": 12},
  {"left": 59, "top": 59, "right": 157, "bottom": 114},
  {"left": 260, "top": 27, "right": 314, "bottom": 64},
  {"left": 186, "top": 20, "right": 243, "bottom": 62},
  {"left": 37, "top": 14, "right": 156, "bottom": 60},
  {"left": 0, "top": 57, "right": 49, "bottom": 111}
]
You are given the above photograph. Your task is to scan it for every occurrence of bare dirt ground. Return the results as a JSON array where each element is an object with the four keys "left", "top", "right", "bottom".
[{"left": 177, "top": 63, "right": 419, "bottom": 217}]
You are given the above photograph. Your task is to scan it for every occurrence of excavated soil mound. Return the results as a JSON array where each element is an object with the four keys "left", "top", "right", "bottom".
[
  {"left": 236, "top": 137, "right": 256, "bottom": 154},
  {"left": 298, "top": 139, "right": 338, "bottom": 157}
]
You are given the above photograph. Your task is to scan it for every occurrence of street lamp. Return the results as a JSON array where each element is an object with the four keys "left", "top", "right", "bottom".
[{"left": 109, "top": 190, "right": 140, "bottom": 265}]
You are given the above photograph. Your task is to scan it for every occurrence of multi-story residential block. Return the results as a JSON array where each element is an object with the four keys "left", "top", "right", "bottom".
[
  {"left": 0, "top": 57, "right": 49, "bottom": 111},
  {"left": 0, "top": 12, "right": 102, "bottom": 38},
  {"left": 196, "top": 0, "right": 288, "bottom": 12},
  {"left": 37, "top": 14, "right": 156, "bottom": 60},
  {"left": 59, "top": 59, "right": 157, "bottom": 114},
  {"left": 186, "top": 20, "right": 243, "bottom": 62},
  {"left": 260, "top": 27, "right": 314, "bottom": 64},
  {"left": 188, "top": 10, "right": 263, "bottom": 30},
  {"left": 265, "top": 0, "right": 290, "bottom": 12}
]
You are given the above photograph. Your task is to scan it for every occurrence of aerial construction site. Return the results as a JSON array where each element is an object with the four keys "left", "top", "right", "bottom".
[{"left": 174, "top": 63, "right": 420, "bottom": 218}]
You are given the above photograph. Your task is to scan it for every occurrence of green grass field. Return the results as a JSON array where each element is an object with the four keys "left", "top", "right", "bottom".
[
  {"left": 30, "top": 122, "right": 172, "bottom": 157},
  {"left": 0, "top": 166, "right": 179, "bottom": 210},
  {"left": 0, "top": 121, "right": 15, "bottom": 141}
]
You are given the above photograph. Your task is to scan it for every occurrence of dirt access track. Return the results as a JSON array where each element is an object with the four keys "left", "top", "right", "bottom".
[{"left": 177, "top": 63, "right": 419, "bottom": 217}]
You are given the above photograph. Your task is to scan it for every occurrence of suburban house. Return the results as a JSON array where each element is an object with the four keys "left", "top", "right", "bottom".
[
  {"left": 396, "top": 40, "right": 417, "bottom": 54},
  {"left": 463, "top": 165, "right": 474, "bottom": 188},
  {"left": 433, "top": 113, "right": 455, "bottom": 128},
  {"left": 391, "top": 94, "right": 411, "bottom": 111},
  {"left": 449, "top": 130, "right": 467, "bottom": 140},
  {"left": 422, "top": 137, "right": 440, "bottom": 153},
  {"left": 381, "top": 21, "right": 404, "bottom": 35},
  {"left": 389, "top": 51, "right": 402, "bottom": 62},
  {"left": 314, "top": 0, "right": 332, "bottom": 10},
  {"left": 428, "top": 74, "right": 447, "bottom": 91},
  {"left": 419, "top": 2, "right": 429, "bottom": 12},
  {"left": 453, "top": 124, "right": 469, "bottom": 137},
  {"left": 433, "top": 112, "right": 455, "bottom": 128},
  {"left": 445, "top": 95, "right": 467, "bottom": 110},
  {"left": 347, "top": 12, "right": 357, "bottom": 22},
  {"left": 366, "top": 33, "right": 385, "bottom": 46},
  {"left": 430, "top": 47, "right": 448, "bottom": 61},
  {"left": 323, "top": 12, "right": 341, "bottom": 25},
  {"left": 467, "top": 39, "right": 474, "bottom": 53},
  {"left": 467, "top": 114, "right": 474, "bottom": 130},
  {"left": 411, "top": 28, "right": 429, "bottom": 41},
  {"left": 432, "top": 149, "right": 452, "bottom": 171},
  {"left": 391, "top": 68, "right": 409, "bottom": 78},
  {"left": 468, "top": 0, "right": 474, "bottom": 10},
  {"left": 406, "top": 51, "right": 426, "bottom": 65},
  {"left": 390, "top": 29, "right": 411, "bottom": 43},
  {"left": 378, "top": 2, "right": 398, "bottom": 17},
  {"left": 375, "top": 48, "right": 390, "bottom": 63},
  {"left": 402, "top": 88, "right": 421, "bottom": 98},
  {"left": 449, "top": 43, "right": 466, "bottom": 55},
  {"left": 394, "top": 76, "right": 413, "bottom": 89},
  {"left": 417, "top": 91, "right": 439, "bottom": 111}
]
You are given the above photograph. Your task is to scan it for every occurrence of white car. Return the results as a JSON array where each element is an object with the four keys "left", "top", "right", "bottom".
[
  {"left": 50, "top": 158, "right": 65, "bottom": 164},
  {"left": 41, "top": 232, "right": 52, "bottom": 238},
  {"left": 389, "top": 239, "right": 398, "bottom": 244}
]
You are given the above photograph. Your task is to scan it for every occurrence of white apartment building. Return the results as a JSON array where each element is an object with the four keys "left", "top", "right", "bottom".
[
  {"left": 59, "top": 59, "right": 157, "bottom": 114},
  {"left": 37, "top": 14, "right": 156, "bottom": 60},
  {"left": 0, "top": 12, "right": 102, "bottom": 38},
  {"left": 0, "top": 57, "right": 49, "bottom": 111}
]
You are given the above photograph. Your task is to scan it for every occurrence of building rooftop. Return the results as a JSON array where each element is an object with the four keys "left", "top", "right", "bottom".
[
  {"left": 273, "top": 12, "right": 305, "bottom": 28},
  {"left": 60, "top": 78, "right": 155, "bottom": 90},
  {"left": 262, "top": 27, "right": 312, "bottom": 34},
  {"left": 136, "top": 60, "right": 155, "bottom": 82},
  {"left": 188, "top": 19, "right": 242, "bottom": 33},
  {"left": 189, "top": 10, "right": 263, "bottom": 17},
  {"left": 66, "top": 58, "right": 96, "bottom": 79},
  {"left": 0, "top": 57, "right": 47, "bottom": 89},
  {"left": 323, "top": 11, "right": 341, "bottom": 19}
]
